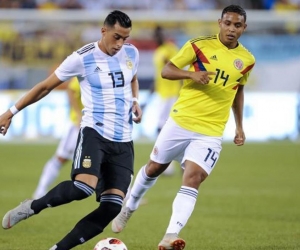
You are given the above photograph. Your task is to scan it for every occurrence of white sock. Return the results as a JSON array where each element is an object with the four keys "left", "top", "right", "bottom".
[
  {"left": 126, "top": 165, "right": 157, "bottom": 210},
  {"left": 123, "top": 178, "right": 133, "bottom": 204},
  {"left": 166, "top": 186, "right": 198, "bottom": 235},
  {"left": 33, "top": 157, "right": 62, "bottom": 199}
]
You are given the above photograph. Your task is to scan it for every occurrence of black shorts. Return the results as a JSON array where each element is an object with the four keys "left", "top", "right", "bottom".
[{"left": 71, "top": 127, "right": 134, "bottom": 201}]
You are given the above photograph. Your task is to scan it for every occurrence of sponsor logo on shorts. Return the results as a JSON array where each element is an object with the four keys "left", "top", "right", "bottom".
[
  {"left": 153, "top": 146, "right": 158, "bottom": 155},
  {"left": 82, "top": 157, "right": 91, "bottom": 168}
]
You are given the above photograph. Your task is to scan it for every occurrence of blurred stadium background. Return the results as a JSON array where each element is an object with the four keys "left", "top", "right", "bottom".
[
  {"left": 0, "top": 0, "right": 300, "bottom": 142},
  {"left": 0, "top": 1, "right": 300, "bottom": 250}
]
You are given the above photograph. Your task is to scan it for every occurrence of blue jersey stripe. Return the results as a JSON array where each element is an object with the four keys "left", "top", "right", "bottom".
[
  {"left": 124, "top": 46, "right": 137, "bottom": 130},
  {"left": 83, "top": 53, "right": 105, "bottom": 135},
  {"left": 107, "top": 56, "right": 125, "bottom": 141},
  {"left": 125, "top": 46, "right": 137, "bottom": 74}
]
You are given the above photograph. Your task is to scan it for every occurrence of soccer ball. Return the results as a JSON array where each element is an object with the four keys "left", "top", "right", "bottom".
[{"left": 94, "top": 237, "right": 128, "bottom": 250}]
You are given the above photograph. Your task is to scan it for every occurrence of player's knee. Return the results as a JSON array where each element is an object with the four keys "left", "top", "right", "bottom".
[
  {"left": 183, "top": 170, "right": 207, "bottom": 189},
  {"left": 146, "top": 161, "right": 168, "bottom": 177},
  {"left": 72, "top": 180, "right": 95, "bottom": 200},
  {"left": 198, "top": 167, "right": 209, "bottom": 183},
  {"left": 98, "top": 194, "right": 123, "bottom": 218}
]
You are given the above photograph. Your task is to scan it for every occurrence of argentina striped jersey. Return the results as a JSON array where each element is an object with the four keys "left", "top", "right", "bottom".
[{"left": 55, "top": 41, "right": 139, "bottom": 142}]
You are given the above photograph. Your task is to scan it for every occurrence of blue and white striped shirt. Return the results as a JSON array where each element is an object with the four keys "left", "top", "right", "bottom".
[{"left": 55, "top": 41, "right": 139, "bottom": 142}]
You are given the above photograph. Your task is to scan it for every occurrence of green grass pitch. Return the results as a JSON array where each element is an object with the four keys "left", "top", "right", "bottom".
[{"left": 0, "top": 141, "right": 299, "bottom": 250}]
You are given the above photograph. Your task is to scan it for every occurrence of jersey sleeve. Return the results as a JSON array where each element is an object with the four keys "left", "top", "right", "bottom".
[
  {"left": 239, "top": 61, "right": 255, "bottom": 85},
  {"left": 130, "top": 45, "right": 139, "bottom": 76},
  {"left": 170, "top": 40, "right": 196, "bottom": 69},
  {"left": 55, "top": 52, "right": 84, "bottom": 82},
  {"left": 134, "top": 47, "right": 139, "bottom": 76}
]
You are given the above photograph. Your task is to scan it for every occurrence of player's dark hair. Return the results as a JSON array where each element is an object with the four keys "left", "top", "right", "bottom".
[
  {"left": 221, "top": 5, "right": 247, "bottom": 22},
  {"left": 104, "top": 10, "right": 132, "bottom": 28},
  {"left": 154, "top": 25, "right": 165, "bottom": 46}
]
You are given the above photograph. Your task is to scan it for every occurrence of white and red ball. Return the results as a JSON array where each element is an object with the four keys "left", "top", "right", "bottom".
[{"left": 94, "top": 237, "right": 128, "bottom": 250}]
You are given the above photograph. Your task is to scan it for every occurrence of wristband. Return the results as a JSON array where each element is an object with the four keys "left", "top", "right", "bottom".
[
  {"left": 9, "top": 105, "right": 19, "bottom": 115},
  {"left": 132, "top": 97, "right": 139, "bottom": 104}
]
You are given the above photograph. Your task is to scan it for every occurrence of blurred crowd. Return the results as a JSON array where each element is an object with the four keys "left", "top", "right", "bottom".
[
  {"left": 0, "top": 0, "right": 299, "bottom": 89},
  {"left": 0, "top": 0, "right": 299, "bottom": 10}
]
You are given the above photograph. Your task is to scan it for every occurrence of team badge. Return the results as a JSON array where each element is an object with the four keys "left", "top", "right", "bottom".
[
  {"left": 234, "top": 59, "right": 244, "bottom": 70},
  {"left": 153, "top": 146, "right": 158, "bottom": 156},
  {"left": 126, "top": 60, "right": 133, "bottom": 69},
  {"left": 82, "top": 157, "right": 91, "bottom": 168}
]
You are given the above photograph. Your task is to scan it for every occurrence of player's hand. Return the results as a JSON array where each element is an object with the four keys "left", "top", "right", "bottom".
[
  {"left": 0, "top": 111, "right": 13, "bottom": 136},
  {"left": 132, "top": 102, "right": 142, "bottom": 124},
  {"left": 191, "top": 71, "right": 216, "bottom": 85},
  {"left": 234, "top": 128, "right": 245, "bottom": 146}
]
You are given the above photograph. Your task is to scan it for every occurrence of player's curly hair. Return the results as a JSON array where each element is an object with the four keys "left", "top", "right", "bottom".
[
  {"left": 221, "top": 5, "right": 247, "bottom": 22},
  {"left": 104, "top": 10, "right": 132, "bottom": 28}
]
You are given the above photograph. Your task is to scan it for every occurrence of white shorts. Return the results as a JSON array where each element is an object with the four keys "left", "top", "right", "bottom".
[
  {"left": 156, "top": 95, "right": 178, "bottom": 129},
  {"left": 56, "top": 122, "right": 79, "bottom": 160},
  {"left": 150, "top": 117, "right": 222, "bottom": 175}
]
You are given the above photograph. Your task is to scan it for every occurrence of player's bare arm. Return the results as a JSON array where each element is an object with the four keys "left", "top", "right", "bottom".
[
  {"left": 232, "top": 85, "right": 245, "bottom": 146},
  {"left": 162, "top": 61, "right": 216, "bottom": 84},
  {"left": 131, "top": 74, "right": 142, "bottom": 124},
  {"left": 0, "top": 73, "right": 63, "bottom": 136}
]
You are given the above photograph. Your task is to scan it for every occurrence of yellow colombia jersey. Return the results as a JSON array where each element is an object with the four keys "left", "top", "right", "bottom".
[
  {"left": 153, "top": 41, "right": 181, "bottom": 98},
  {"left": 170, "top": 34, "right": 255, "bottom": 136},
  {"left": 68, "top": 77, "right": 84, "bottom": 124}
]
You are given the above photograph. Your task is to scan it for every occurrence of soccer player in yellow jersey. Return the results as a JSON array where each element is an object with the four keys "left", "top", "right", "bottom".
[
  {"left": 152, "top": 25, "right": 181, "bottom": 176},
  {"left": 153, "top": 25, "right": 181, "bottom": 135},
  {"left": 33, "top": 77, "right": 83, "bottom": 199},
  {"left": 112, "top": 5, "right": 255, "bottom": 250}
]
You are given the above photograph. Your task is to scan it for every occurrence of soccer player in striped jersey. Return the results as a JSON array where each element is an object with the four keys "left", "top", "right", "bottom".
[
  {"left": 33, "top": 77, "right": 83, "bottom": 199},
  {"left": 0, "top": 10, "right": 142, "bottom": 250},
  {"left": 112, "top": 5, "right": 255, "bottom": 250}
]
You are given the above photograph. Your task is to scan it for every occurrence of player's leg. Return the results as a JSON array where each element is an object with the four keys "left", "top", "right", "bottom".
[
  {"left": 158, "top": 136, "right": 222, "bottom": 250},
  {"left": 33, "top": 124, "right": 79, "bottom": 199},
  {"left": 163, "top": 160, "right": 176, "bottom": 176},
  {"left": 50, "top": 138, "right": 133, "bottom": 250},
  {"left": 158, "top": 97, "right": 178, "bottom": 176},
  {"left": 123, "top": 174, "right": 148, "bottom": 206},
  {"left": 32, "top": 127, "right": 100, "bottom": 212},
  {"left": 50, "top": 193, "right": 125, "bottom": 250},
  {"left": 158, "top": 160, "right": 203, "bottom": 250},
  {"left": 112, "top": 118, "right": 189, "bottom": 233},
  {"left": 2, "top": 127, "right": 98, "bottom": 229},
  {"left": 32, "top": 156, "right": 66, "bottom": 199},
  {"left": 128, "top": 117, "right": 190, "bottom": 210},
  {"left": 111, "top": 159, "right": 167, "bottom": 233}
]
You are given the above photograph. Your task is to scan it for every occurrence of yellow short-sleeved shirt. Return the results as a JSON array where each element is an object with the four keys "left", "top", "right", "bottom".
[
  {"left": 170, "top": 34, "right": 255, "bottom": 136},
  {"left": 68, "top": 77, "right": 83, "bottom": 125},
  {"left": 153, "top": 41, "right": 181, "bottom": 98}
]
